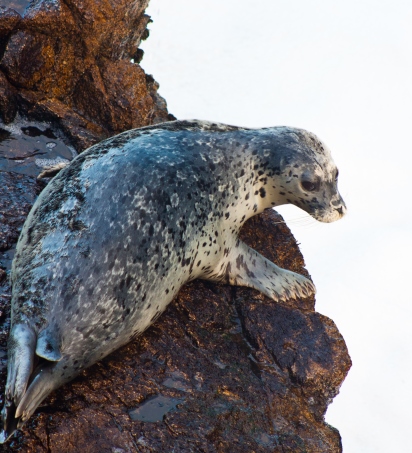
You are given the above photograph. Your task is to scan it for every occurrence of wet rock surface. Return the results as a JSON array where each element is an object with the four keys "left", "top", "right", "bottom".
[
  {"left": 0, "top": 0, "right": 351, "bottom": 451},
  {"left": 0, "top": 115, "right": 78, "bottom": 258},
  {"left": 0, "top": 118, "right": 76, "bottom": 176}
]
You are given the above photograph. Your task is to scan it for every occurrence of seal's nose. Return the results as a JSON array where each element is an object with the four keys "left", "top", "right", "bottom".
[
  {"left": 333, "top": 198, "right": 347, "bottom": 217},
  {"left": 332, "top": 195, "right": 347, "bottom": 217}
]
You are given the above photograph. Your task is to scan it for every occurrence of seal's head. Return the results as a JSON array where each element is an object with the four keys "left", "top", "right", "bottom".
[{"left": 261, "top": 127, "right": 346, "bottom": 223}]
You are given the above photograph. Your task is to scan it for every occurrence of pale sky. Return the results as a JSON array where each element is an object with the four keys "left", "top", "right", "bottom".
[{"left": 141, "top": 1, "right": 412, "bottom": 452}]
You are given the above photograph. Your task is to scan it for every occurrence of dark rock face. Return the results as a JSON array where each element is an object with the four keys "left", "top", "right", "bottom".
[
  {"left": 0, "top": 1, "right": 351, "bottom": 451},
  {"left": 0, "top": 0, "right": 171, "bottom": 151}
]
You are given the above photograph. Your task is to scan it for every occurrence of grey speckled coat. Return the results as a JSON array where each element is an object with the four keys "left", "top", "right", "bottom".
[{"left": 1, "top": 120, "right": 346, "bottom": 441}]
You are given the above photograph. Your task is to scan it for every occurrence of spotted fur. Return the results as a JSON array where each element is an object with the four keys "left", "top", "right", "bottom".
[{"left": 1, "top": 120, "right": 346, "bottom": 441}]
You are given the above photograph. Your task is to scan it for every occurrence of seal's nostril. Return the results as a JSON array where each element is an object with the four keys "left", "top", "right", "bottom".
[{"left": 335, "top": 206, "right": 343, "bottom": 215}]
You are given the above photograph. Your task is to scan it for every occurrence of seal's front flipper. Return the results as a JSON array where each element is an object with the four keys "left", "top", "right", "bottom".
[{"left": 212, "top": 240, "right": 315, "bottom": 302}]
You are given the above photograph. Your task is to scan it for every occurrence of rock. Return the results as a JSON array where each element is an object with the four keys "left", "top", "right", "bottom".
[
  {"left": 0, "top": 0, "right": 172, "bottom": 151},
  {"left": 0, "top": 7, "right": 21, "bottom": 37},
  {"left": 0, "top": 72, "right": 17, "bottom": 124},
  {"left": 0, "top": 1, "right": 351, "bottom": 451}
]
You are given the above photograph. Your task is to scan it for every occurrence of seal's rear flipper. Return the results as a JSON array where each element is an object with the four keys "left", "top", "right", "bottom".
[
  {"left": 1, "top": 323, "right": 36, "bottom": 443},
  {"left": 1, "top": 324, "right": 62, "bottom": 443},
  {"left": 14, "top": 366, "right": 55, "bottom": 423},
  {"left": 4, "top": 324, "right": 36, "bottom": 408},
  {"left": 0, "top": 365, "right": 56, "bottom": 444},
  {"left": 209, "top": 240, "right": 316, "bottom": 302},
  {"left": 0, "top": 402, "right": 20, "bottom": 443}
]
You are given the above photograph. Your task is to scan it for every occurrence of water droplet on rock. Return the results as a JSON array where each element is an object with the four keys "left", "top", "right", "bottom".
[{"left": 129, "top": 395, "right": 184, "bottom": 422}]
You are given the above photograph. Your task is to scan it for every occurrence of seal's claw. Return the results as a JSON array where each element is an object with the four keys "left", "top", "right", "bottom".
[{"left": 269, "top": 271, "right": 315, "bottom": 302}]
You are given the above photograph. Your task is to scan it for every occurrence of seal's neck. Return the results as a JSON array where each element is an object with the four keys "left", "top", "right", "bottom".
[{"left": 223, "top": 153, "right": 287, "bottom": 230}]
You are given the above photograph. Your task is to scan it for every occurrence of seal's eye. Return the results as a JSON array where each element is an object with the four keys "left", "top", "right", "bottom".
[
  {"left": 301, "top": 180, "right": 317, "bottom": 192},
  {"left": 335, "top": 169, "right": 339, "bottom": 181}
]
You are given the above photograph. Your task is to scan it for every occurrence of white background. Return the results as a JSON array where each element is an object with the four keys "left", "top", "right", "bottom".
[{"left": 141, "top": 1, "right": 412, "bottom": 452}]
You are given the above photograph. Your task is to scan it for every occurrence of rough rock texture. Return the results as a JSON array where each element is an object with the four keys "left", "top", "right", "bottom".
[
  {"left": 0, "top": 0, "right": 172, "bottom": 151},
  {"left": 0, "top": 208, "right": 351, "bottom": 453},
  {"left": 0, "top": 1, "right": 351, "bottom": 451}
]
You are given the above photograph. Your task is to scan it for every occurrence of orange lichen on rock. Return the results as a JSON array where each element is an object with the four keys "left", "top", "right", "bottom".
[{"left": 0, "top": 0, "right": 171, "bottom": 151}]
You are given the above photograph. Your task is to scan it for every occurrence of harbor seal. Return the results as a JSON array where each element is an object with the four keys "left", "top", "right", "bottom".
[{"left": 0, "top": 120, "right": 346, "bottom": 441}]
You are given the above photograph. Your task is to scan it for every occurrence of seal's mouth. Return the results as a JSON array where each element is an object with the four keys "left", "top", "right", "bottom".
[{"left": 313, "top": 201, "right": 347, "bottom": 223}]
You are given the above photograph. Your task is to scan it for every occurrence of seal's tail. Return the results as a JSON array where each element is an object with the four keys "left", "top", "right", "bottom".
[{"left": 0, "top": 324, "right": 61, "bottom": 443}]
